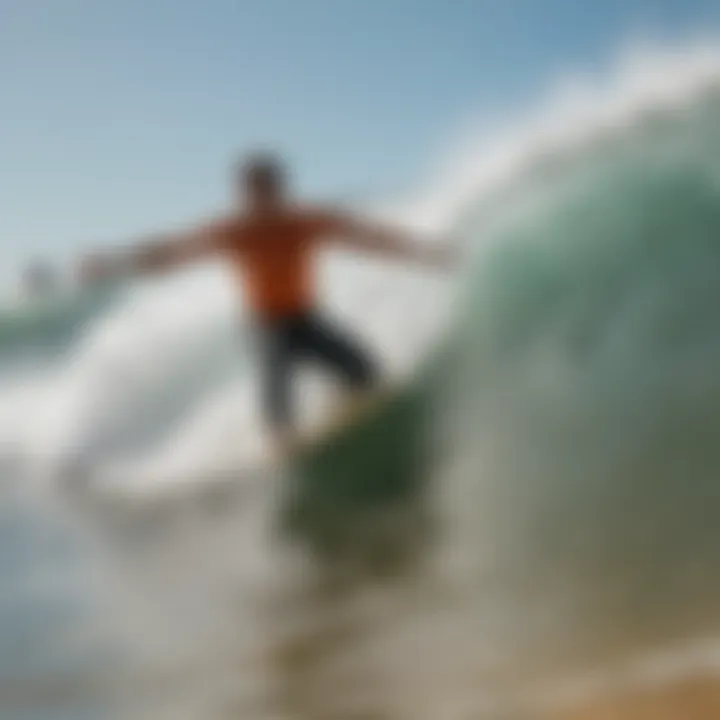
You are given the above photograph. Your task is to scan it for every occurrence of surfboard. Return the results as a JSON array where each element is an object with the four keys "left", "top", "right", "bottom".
[
  {"left": 275, "top": 379, "right": 432, "bottom": 556},
  {"left": 259, "top": 388, "right": 394, "bottom": 474}
]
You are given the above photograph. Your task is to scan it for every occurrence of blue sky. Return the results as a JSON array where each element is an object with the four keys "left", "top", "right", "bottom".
[{"left": 2, "top": 0, "right": 719, "bottom": 276}]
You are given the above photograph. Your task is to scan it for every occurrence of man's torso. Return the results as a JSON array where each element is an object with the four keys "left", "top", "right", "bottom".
[{"left": 215, "top": 207, "right": 330, "bottom": 320}]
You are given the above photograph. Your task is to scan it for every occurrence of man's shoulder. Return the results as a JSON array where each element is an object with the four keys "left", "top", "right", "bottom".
[
  {"left": 201, "top": 213, "right": 246, "bottom": 243},
  {"left": 209, "top": 205, "right": 346, "bottom": 237}
]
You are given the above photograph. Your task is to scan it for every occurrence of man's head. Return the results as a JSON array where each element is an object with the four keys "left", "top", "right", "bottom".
[{"left": 237, "top": 153, "right": 288, "bottom": 209}]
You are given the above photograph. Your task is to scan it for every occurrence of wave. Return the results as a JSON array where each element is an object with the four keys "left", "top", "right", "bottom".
[{"left": 4, "top": 38, "right": 720, "bottom": 719}]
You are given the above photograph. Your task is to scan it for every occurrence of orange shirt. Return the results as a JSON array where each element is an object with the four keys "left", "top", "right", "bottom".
[{"left": 213, "top": 210, "right": 332, "bottom": 320}]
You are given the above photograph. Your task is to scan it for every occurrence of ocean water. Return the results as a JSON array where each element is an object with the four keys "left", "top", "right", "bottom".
[{"left": 4, "top": 41, "right": 720, "bottom": 719}]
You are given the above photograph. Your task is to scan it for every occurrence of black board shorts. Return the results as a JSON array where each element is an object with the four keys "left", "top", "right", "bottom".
[{"left": 256, "top": 311, "right": 379, "bottom": 430}]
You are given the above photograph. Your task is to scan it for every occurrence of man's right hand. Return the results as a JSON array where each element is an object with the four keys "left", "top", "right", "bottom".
[{"left": 74, "top": 223, "right": 225, "bottom": 289}]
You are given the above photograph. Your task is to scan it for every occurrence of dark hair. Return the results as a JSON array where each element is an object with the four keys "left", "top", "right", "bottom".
[{"left": 238, "top": 152, "right": 286, "bottom": 190}]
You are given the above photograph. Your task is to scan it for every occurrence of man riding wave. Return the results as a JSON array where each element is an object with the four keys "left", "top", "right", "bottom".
[{"left": 80, "top": 153, "right": 455, "bottom": 453}]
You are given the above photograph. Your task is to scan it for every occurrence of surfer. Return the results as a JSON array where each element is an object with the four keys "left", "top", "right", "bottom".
[{"left": 78, "top": 153, "right": 455, "bottom": 451}]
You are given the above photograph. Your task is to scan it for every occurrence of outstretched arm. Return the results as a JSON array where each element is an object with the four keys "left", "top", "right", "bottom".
[
  {"left": 319, "top": 211, "right": 458, "bottom": 271},
  {"left": 77, "top": 220, "right": 231, "bottom": 285}
]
